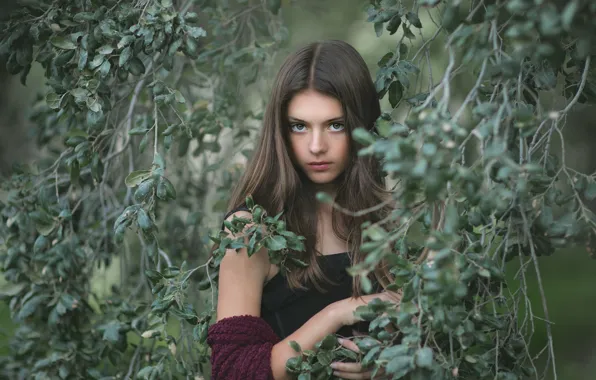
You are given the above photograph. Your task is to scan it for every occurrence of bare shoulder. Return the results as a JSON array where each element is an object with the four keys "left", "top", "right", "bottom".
[{"left": 215, "top": 210, "right": 271, "bottom": 321}]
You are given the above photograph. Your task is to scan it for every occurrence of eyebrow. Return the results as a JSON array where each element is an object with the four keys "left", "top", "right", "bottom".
[{"left": 288, "top": 116, "right": 345, "bottom": 123}]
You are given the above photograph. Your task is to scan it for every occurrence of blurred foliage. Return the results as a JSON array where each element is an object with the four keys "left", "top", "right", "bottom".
[{"left": 1, "top": 0, "right": 596, "bottom": 379}]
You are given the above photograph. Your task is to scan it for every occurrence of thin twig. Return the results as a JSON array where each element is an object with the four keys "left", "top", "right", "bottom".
[{"left": 560, "top": 56, "right": 591, "bottom": 114}]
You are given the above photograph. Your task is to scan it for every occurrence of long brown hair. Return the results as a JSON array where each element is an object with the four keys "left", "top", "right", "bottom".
[{"left": 221, "top": 40, "right": 394, "bottom": 296}]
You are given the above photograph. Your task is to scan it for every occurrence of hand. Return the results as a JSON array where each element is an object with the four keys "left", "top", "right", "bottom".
[
  {"left": 332, "top": 290, "right": 401, "bottom": 327},
  {"left": 330, "top": 338, "right": 387, "bottom": 379}
]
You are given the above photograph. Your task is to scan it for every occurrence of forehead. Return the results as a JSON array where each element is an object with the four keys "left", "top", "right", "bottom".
[{"left": 287, "top": 89, "right": 343, "bottom": 122}]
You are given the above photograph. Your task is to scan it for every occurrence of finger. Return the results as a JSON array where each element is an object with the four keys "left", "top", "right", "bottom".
[
  {"left": 332, "top": 370, "right": 373, "bottom": 379},
  {"left": 330, "top": 361, "right": 363, "bottom": 373},
  {"left": 338, "top": 338, "right": 360, "bottom": 353}
]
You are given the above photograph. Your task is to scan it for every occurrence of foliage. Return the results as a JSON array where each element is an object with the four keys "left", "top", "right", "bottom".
[
  {"left": 0, "top": 0, "right": 286, "bottom": 378},
  {"left": 1, "top": 0, "right": 596, "bottom": 379}
]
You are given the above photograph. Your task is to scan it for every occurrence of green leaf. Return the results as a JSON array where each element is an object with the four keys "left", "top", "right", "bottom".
[
  {"left": 173, "top": 90, "right": 186, "bottom": 103},
  {"left": 86, "top": 96, "right": 102, "bottom": 112},
  {"left": 352, "top": 128, "right": 376, "bottom": 145},
  {"left": 45, "top": 92, "right": 62, "bottom": 109},
  {"left": 161, "top": 0, "right": 173, "bottom": 7},
  {"left": 33, "top": 234, "right": 49, "bottom": 253},
  {"left": 99, "top": 60, "right": 111, "bottom": 78},
  {"left": 265, "top": 235, "right": 287, "bottom": 251},
  {"left": 317, "top": 351, "right": 333, "bottom": 366},
  {"left": 17, "top": 295, "right": 48, "bottom": 321},
  {"left": 50, "top": 36, "right": 76, "bottom": 50},
  {"left": 289, "top": 340, "right": 302, "bottom": 352},
  {"left": 464, "top": 355, "right": 477, "bottom": 363},
  {"left": 374, "top": 21, "right": 384, "bottom": 37},
  {"left": 70, "top": 88, "right": 89, "bottom": 103},
  {"left": 136, "top": 366, "right": 154, "bottom": 379},
  {"left": 360, "top": 275, "right": 372, "bottom": 293},
  {"left": 378, "top": 52, "right": 394, "bottom": 67},
  {"left": 319, "top": 334, "right": 337, "bottom": 350},
  {"left": 102, "top": 321, "right": 121, "bottom": 343},
  {"left": 388, "top": 81, "right": 403, "bottom": 108},
  {"left": 561, "top": 0, "right": 579, "bottom": 30},
  {"left": 186, "top": 26, "right": 206, "bottom": 39},
  {"left": 129, "top": 127, "right": 149, "bottom": 135},
  {"left": 316, "top": 192, "right": 333, "bottom": 204},
  {"left": 36, "top": 220, "right": 56, "bottom": 236},
  {"left": 89, "top": 54, "right": 105, "bottom": 70},
  {"left": 98, "top": 45, "right": 114, "bottom": 55},
  {"left": 443, "top": 204, "right": 459, "bottom": 234},
  {"left": 128, "top": 57, "right": 146, "bottom": 75},
  {"left": 406, "top": 12, "right": 422, "bottom": 28},
  {"left": 161, "top": 177, "right": 177, "bottom": 200},
  {"left": 87, "top": 109, "right": 104, "bottom": 126},
  {"left": 386, "top": 14, "right": 402, "bottom": 35},
  {"left": 288, "top": 257, "right": 308, "bottom": 267},
  {"left": 478, "top": 268, "right": 491, "bottom": 278},
  {"left": 119, "top": 46, "right": 132, "bottom": 67},
  {"left": 379, "top": 345, "right": 410, "bottom": 360},
  {"left": 266, "top": 0, "right": 282, "bottom": 14},
  {"left": 125, "top": 170, "right": 152, "bottom": 187},
  {"left": 539, "top": 5, "right": 561, "bottom": 37},
  {"left": 78, "top": 50, "right": 88, "bottom": 71},
  {"left": 386, "top": 355, "right": 413, "bottom": 374},
  {"left": 585, "top": 182, "right": 596, "bottom": 201},
  {"left": 0, "top": 282, "right": 26, "bottom": 297},
  {"left": 73, "top": 12, "right": 96, "bottom": 22},
  {"left": 137, "top": 208, "right": 153, "bottom": 231},
  {"left": 415, "top": 347, "right": 433, "bottom": 368},
  {"left": 402, "top": 23, "right": 415, "bottom": 39},
  {"left": 118, "top": 35, "right": 135, "bottom": 49}
]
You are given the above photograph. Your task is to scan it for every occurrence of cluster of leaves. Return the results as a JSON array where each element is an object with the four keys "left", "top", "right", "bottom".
[
  {"left": 285, "top": 335, "right": 359, "bottom": 380},
  {"left": 210, "top": 196, "right": 309, "bottom": 274},
  {"left": 0, "top": 0, "right": 286, "bottom": 378},
  {"left": 314, "top": 0, "right": 596, "bottom": 379}
]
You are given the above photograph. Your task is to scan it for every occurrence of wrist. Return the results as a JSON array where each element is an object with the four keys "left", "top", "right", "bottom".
[{"left": 326, "top": 299, "right": 349, "bottom": 328}]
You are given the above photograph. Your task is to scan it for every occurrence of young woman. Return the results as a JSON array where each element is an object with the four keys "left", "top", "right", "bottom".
[{"left": 207, "top": 40, "right": 399, "bottom": 380}]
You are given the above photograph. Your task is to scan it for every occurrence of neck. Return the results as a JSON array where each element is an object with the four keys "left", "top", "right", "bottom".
[{"left": 314, "top": 186, "right": 336, "bottom": 219}]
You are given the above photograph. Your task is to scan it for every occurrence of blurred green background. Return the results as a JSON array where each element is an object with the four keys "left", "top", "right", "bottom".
[{"left": 1, "top": 0, "right": 595, "bottom": 378}]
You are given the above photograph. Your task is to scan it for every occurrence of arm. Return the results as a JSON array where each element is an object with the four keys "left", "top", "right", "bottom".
[
  {"left": 270, "top": 304, "right": 343, "bottom": 379},
  {"left": 209, "top": 211, "right": 275, "bottom": 380},
  {"left": 215, "top": 210, "right": 270, "bottom": 322},
  {"left": 271, "top": 293, "right": 398, "bottom": 380},
  {"left": 213, "top": 210, "right": 345, "bottom": 380}
]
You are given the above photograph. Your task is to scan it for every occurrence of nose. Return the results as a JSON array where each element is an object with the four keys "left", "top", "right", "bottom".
[{"left": 309, "top": 129, "right": 328, "bottom": 155}]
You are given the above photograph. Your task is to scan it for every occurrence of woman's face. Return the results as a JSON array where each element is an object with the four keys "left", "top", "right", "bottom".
[{"left": 286, "top": 89, "right": 349, "bottom": 190}]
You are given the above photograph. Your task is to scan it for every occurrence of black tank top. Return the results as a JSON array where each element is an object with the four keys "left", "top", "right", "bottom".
[{"left": 221, "top": 206, "right": 370, "bottom": 338}]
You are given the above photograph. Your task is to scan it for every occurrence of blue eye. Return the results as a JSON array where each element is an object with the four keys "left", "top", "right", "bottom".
[
  {"left": 290, "top": 123, "right": 306, "bottom": 132},
  {"left": 329, "top": 123, "right": 345, "bottom": 131}
]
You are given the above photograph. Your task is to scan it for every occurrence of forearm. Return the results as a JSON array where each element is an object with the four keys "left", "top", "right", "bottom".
[{"left": 270, "top": 303, "right": 343, "bottom": 380}]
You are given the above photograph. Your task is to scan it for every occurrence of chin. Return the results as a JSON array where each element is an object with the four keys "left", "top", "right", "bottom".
[{"left": 305, "top": 172, "right": 339, "bottom": 185}]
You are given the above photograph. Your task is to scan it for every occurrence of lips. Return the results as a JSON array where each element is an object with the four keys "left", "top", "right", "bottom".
[{"left": 308, "top": 162, "right": 331, "bottom": 171}]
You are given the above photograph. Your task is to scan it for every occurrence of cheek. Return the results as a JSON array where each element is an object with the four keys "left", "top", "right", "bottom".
[
  {"left": 338, "top": 137, "right": 350, "bottom": 160},
  {"left": 288, "top": 137, "right": 302, "bottom": 161}
]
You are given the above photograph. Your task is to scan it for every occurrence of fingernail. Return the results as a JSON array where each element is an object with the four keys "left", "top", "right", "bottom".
[
  {"left": 337, "top": 338, "right": 344, "bottom": 344},
  {"left": 330, "top": 362, "right": 338, "bottom": 369}
]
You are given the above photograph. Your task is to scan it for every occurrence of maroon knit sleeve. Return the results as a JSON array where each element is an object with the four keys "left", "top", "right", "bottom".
[{"left": 207, "top": 315, "right": 281, "bottom": 380}]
